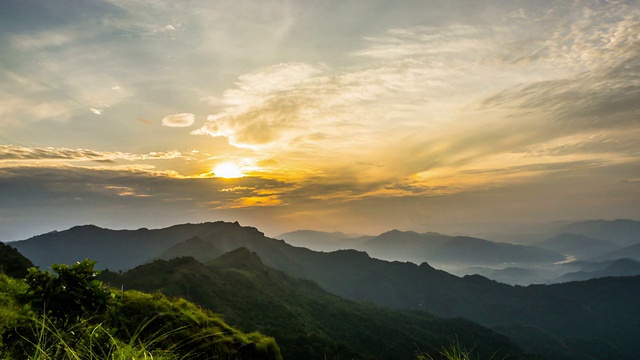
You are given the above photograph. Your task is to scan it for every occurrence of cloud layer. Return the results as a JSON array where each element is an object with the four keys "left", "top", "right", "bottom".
[{"left": 0, "top": 0, "right": 638, "bottom": 240}]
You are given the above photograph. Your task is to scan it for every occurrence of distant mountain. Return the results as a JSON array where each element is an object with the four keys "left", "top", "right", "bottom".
[
  {"left": 100, "top": 249, "right": 533, "bottom": 360},
  {"left": 554, "top": 219, "right": 640, "bottom": 246},
  {"left": 535, "top": 233, "right": 620, "bottom": 260},
  {"left": 552, "top": 258, "right": 640, "bottom": 283},
  {"left": 277, "top": 230, "right": 371, "bottom": 252},
  {"left": 593, "top": 242, "right": 640, "bottom": 262},
  {"left": 156, "top": 236, "right": 223, "bottom": 263},
  {"left": 10, "top": 221, "right": 270, "bottom": 271},
  {"left": 0, "top": 241, "right": 34, "bottom": 278},
  {"left": 12, "top": 221, "right": 640, "bottom": 359},
  {"left": 360, "top": 230, "right": 565, "bottom": 266}
]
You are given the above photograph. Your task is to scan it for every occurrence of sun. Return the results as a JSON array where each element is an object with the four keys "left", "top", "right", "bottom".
[{"left": 213, "top": 162, "right": 244, "bottom": 178}]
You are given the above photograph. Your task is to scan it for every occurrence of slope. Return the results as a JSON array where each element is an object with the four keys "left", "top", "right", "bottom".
[
  {"left": 156, "top": 236, "right": 223, "bottom": 263},
  {"left": 593, "top": 242, "right": 640, "bottom": 262},
  {"left": 0, "top": 242, "right": 34, "bottom": 278},
  {"left": 554, "top": 219, "right": 640, "bottom": 246},
  {"left": 552, "top": 258, "right": 640, "bottom": 283},
  {"left": 0, "top": 260, "right": 281, "bottom": 360},
  {"left": 360, "top": 230, "right": 564, "bottom": 266},
  {"left": 100, "top": 249, "right": 534, "bottom": 360},
  {"left": 535, "top": 233, "right": 620, "bottom": 260}
]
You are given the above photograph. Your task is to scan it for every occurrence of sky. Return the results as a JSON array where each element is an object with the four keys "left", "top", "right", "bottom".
[{"left": 1, "top": 0, "right": 639, "bottom": 241}]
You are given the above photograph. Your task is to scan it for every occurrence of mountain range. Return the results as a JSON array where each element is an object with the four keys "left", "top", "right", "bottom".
[
  {"left": 5, "top": 220, "right": 640, "bottom": 359},
  {"left": 534, "top": 233, "right": 621, "bottom": 260},
  {"left": 551, "top": 219, "right": 640, "bottom": 247},
  {"left": 98, "top": 248, "right": 532, "bottom": 360},
  {"left": 279, "top": 229, "right": 566, "bottom": 267}
]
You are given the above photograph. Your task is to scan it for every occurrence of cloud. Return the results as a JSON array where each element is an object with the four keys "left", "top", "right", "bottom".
[
  {"left": 353, "top": 24, "right": 491, "bottom": 60},
  {"left": 0, "top": 164, "right": 291, "bottom": 212},
  {"left": 162, "top": 113, "right": 195, "bottom": 127},
  {"left": 1, "top": 0, "right": 638, "bottom": 238},
  {"left": 190, "top": 1, "right": 640, "bottom": 207},
  {"left": 0, "top": 145, "right": 183, "bottom": 162}
]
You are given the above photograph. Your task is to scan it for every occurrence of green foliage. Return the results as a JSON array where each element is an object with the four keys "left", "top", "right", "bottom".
[
  {"left": 101, "top": 251, "right": 532, "bottom": 360},
  {"left": 23, "top": 259, "right": 111, "bottom": 324},
  {"left": 0, "top": 260, "right": 281, "bottom": 360}
]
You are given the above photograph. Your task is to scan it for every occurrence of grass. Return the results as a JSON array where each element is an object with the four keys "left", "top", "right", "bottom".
[
  {"left": 14, "top": 314, "right": 183, "bottom": 360},
  {"left": 0, "top": 266, "right": 282, "bottom": 360},
  {"left": 416, "top": 339, "right": 474, "bottom": 360}
]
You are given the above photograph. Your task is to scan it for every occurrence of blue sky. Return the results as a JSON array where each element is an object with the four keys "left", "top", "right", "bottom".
[{"left": 1, "top": 0, "right": 639, "bottom": 240}]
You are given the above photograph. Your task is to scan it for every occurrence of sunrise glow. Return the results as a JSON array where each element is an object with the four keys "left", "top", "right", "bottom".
[
  {"left": 0, "top": 0, "right": 637, "bottom": 240},
  {"left": 213, "top": 163, "right": 244, "bottom": 179}
]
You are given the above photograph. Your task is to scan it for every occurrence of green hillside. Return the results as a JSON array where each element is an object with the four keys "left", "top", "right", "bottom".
[
  {"left": 0, "top": 241, "right": 34, "bottom": 278},
  {"left": 0, "top": 259, "right": 281, "bottom": 360},
  {"left": 100, "top": 248, "right": 537, "bottom": 360}
]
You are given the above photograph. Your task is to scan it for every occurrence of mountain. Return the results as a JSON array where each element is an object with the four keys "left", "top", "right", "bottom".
[
  {"left": 10, "top": 221, "right": 270, "bottom": 271},
  {"left": 460, "top": 266, "right": 552, "bottom": 286},
  {"left": 0, "top": 241, "right": 34, "bottom": 278},
  {"left": 554, "top": 219, "right": 640, "bottom": 246},
  {"left": 277, "top": 230, "right": 372, "bottom": 252},
  {"left": 100, "top": 249, "right": 535, "bottom": 360},
  {"left": 535, "top": 233, "right": 621, "bottom": 260},
  {"left": 12, "top": 221, "right": 640, "bottom": 359},
  {"left": 293, "top": 252, "right": 640, "bottom": 360},
  {"left": 593, "top": 242, "right": 640, "bottom": 262},
  {"left": 360, "top": 230, "right": 565, "bottom": 266},
  {"left": 156, "top": 236, "right": 223, "bottom": 263},
  {"left": 552, "top": 258, "right": 640, "bottom": 283}
]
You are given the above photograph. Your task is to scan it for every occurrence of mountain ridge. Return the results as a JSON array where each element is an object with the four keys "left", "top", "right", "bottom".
[
  {"left": 8, "top": 220, "right": 640, "bottom": 360},
  {"left": 100, "top": 248, "right": 535, "bottom": 360}
]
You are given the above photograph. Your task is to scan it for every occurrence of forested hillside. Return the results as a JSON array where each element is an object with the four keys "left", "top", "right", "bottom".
[{"left": 99, "top": 248, "right": 536, "bottom": 360}]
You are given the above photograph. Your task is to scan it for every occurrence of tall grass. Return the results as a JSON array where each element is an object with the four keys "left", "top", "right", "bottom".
[
  {"left": 416, "top": 339, "right": 473, "bottom": 360},
  {"left": 15, "top": 315, "right": 182, "bottom": 360}
]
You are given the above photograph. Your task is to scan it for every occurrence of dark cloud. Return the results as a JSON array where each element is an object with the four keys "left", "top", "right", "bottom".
[{"left": 0, "top": 165, "right": 290, "bottom": 208}]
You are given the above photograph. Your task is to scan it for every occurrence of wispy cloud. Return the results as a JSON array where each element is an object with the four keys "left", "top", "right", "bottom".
[
  {"left": 189, "top": 0, "right": 640, "bottom": 211},
  {"left": 0, "top": 145, "right": 183, "bottom": 162}
]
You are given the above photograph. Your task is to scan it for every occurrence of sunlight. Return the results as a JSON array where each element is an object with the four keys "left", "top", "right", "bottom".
[{"left": 213, "top": 162, "right": 244, "bottom": 178}]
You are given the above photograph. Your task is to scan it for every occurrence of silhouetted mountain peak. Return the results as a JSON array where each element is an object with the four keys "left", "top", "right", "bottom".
[
  {"left": 418, "top": 261, "right": 435, "bottom": 270},
  {"left": 157, "top": 236, "right": 223, "bottom": 263},
  {"left": 69, "top": 224, "right": 105, "bottom": 232},
  {"left": 379, "top": 229, "right": 418, "bottom": 236},
  {"left": 208, "top": 247, "right": 266, "bottom": 272}
]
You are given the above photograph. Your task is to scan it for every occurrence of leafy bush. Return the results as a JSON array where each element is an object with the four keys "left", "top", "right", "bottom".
[
  {"left": 23, "top": 259, "right": 111, "bottom": 324},
  {"left": 0, "top": 260, "right": 281, "bottom": 360}
]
